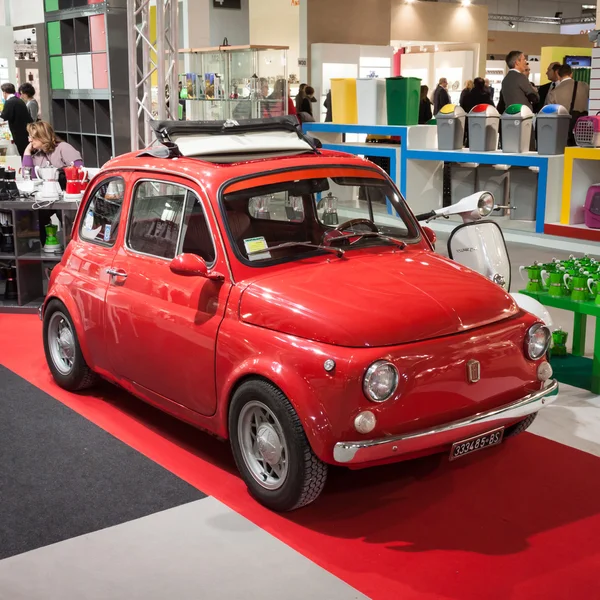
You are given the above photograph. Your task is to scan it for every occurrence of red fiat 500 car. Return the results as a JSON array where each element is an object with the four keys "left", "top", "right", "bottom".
[{"left": 42, "top": 118, "right": 558, "bottom": 511}]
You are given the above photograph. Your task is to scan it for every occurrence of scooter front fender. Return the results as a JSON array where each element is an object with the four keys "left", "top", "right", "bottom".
[{"left": 510, "top": 292, "right": 554, "bottom": 328}]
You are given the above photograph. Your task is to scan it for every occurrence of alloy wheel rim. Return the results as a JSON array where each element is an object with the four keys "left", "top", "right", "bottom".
[
  {"left": 238, "top": 400, "right": 289, "bottom": 491},
  {"left": 48, "top": 312, "right": 75, "bottom": 376}
]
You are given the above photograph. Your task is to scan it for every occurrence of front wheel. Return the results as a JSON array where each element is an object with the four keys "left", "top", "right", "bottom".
[
  {"left": 43, "top": 299, "right": 97, "bottom": 391},
  {"left": 229, "top": 379, "right": 328, "bottom": 512}
]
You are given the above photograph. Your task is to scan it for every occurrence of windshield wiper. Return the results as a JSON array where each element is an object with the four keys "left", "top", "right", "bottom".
[
  {"left": 328, "top": 231, "right": 407, "bottom": 249},
  {"left": 247, "top": 241, "right": 346, "bottom": 259}
]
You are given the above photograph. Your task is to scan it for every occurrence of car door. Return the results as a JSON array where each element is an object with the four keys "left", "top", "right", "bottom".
[
  {"left": 104, "top": 174, "right": 231, "bottom": 416},
  {"left": 65, "top": 174, "right": 128, "bottom": 373}
]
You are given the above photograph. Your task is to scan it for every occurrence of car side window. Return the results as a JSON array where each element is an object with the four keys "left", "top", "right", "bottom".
[
  {"left": 127, "top": 181, "right": 186, "bottom": 260},
  {"left": 179, "top": 192, "right": 216, "bottom": 265},
  {"left": 80, "top": 177, "right": 125, "bottom": 246}
]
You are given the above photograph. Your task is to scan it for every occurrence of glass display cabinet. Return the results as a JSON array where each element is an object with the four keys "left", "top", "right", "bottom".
[{"left": 178, "top": 45, "right": 289, "bottom": 121}]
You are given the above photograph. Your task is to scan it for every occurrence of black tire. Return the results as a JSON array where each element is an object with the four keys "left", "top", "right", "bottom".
[
  {"left": 43, "top": 299, "right": 97, "bottom": 392},
  {"left": 504, "top": 412, "right": 538, "bottom": 439},
  {"left": 229, "top": 379, "right": 328, "bottom": 512}
]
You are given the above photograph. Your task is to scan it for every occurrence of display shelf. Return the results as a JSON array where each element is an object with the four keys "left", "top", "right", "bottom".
[
  {"left": 521, "top": 289, "right": 600, "bottom": 393},
  {"left": 544, "top": 223, "right": 600, "bottom": 242},
  {"left": 46, "top": 1, "right": 129, "bottom": 166},
  {"left": 178, "top": 45, "right": 289, "bottom": 122},
  {"left": 560, "top": 147, "right": 600, "bottom": 225},
  {"left": 18, "top": 251, "right": 64, "bottom": 262},
  {"left": 0, "top": 200, "right": 78, "bottom": 312}
]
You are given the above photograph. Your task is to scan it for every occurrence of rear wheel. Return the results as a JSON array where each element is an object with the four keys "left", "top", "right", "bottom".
[
  {"left": 43, "top": 299, "right": 97, "bottom": 391},
  {"left": 504, "top": 412, "right": 538, "bottom": 439},
  {"left": 229, "top": 379, "right": 328, "bottom": 512}
]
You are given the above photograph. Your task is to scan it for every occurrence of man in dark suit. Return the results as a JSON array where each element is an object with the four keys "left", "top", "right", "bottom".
[
  {"left": 535, "top": 62, "right": 560, "bottom": 112},
  {"left": 497, "top": 50, "right": 539, "bottom": 114},
  {"left": 0, "top": 83, "right": 33, "bottom": 157},
  {"left": 433, "top": 78, "right": 451, "bottom": 115}
]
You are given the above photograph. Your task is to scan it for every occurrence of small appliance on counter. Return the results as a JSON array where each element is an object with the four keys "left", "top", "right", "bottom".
[
  {"left": 43, "top": 223, "right": 62, "bottom": 254},
  {"left": 35, "top": 165, "right": 62, "bottom": 199},
  {"left": 467, "top": 104, "right": 500, "bottom": 152},
  {"left": 584, "top": 184, "right": 600, "bottom": 228},
  {"left": 63, "top": 164, "right": 88, "bottom": 200},
  {"left": 574, "top": 114, "right": 600, "bottom": 147},
  {"left": 0, "top": 167, "right": 20, "bottom": 200},
  {"left": 0, "top": 212, "right": 14, "bottom": 254},
  {"left": 0, "top": 263, "right": 17, "bottom": 301}
]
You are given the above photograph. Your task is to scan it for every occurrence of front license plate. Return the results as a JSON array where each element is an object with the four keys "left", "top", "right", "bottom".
[{"left": 449, "top": 427, "right": 504, "bottom": 461}]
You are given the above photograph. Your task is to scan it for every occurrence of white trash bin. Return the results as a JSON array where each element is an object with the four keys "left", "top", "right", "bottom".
[{"left": 356, "top": 78, "right": 387, "bottom": 126}]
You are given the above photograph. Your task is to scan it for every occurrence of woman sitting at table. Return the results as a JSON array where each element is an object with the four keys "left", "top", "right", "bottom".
[{"left": 22, "top": 121, "right": 83, "bottom": 174}]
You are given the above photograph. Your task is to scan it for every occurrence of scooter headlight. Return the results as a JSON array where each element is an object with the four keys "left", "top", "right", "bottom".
[
  {"left": 525, "top": 324, "right": 551, "bottom": 360},
  {"left": 477, "top": 192, "right": 495, "bottom": 217},
  {"left": 363, "top": 360, "right": 399, "bottom": 402}
]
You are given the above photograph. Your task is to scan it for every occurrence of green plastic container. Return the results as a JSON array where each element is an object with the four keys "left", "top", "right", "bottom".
[{"left": 385, "top": 76, "right": 421, "bottom": 126}]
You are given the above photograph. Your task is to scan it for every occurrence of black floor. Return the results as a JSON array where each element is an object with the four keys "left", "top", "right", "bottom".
[{"left": 0, "top": 365, "right": 205, "bottom": 560}]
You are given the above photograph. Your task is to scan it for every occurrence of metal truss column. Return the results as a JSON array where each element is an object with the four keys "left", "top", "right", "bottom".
[{"left": 127, "top": 0, "right": 179, "bottom": 151}]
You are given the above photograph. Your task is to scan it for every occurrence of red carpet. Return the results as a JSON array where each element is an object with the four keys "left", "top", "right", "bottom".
[{"left": 2, "top": 314, "right": 600, "bottom": 599}]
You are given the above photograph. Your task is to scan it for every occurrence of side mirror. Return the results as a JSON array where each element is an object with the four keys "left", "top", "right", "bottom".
[
  {"left": 169, "top": 253, "right": 224, "bottom": 280},
  {"left": 422, "top": 226, "right": 437, "bottom": 247}
]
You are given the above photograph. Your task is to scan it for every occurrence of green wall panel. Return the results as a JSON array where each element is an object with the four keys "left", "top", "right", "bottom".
[
  {"left": 50, "top": 57, "right": 64, "bottom": 90},
  {"left": 45, "top": 0, "right": 59, "bottom": 11},
  {"left": 47, "top": 22, "right": 62, "bottom": 56}
]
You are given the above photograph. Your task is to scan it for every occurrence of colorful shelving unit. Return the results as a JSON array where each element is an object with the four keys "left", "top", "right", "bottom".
[
  {"left": 44, "top": 0, "right": 130, "bottom": 167},
  {"left": 546, "top": 147, "right": 600, "bottom": 242}
]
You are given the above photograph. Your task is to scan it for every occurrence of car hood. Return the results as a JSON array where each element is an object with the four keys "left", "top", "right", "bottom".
[{"left": 239, "top": 251, "right": 519, "bottom": 347}]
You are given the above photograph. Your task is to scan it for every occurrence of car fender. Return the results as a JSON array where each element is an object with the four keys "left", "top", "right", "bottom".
[
  {"left": 43, "top": 285, "right": 95, "bottom": 368},
  {"left": 510, "top": 293, "right": 554, "bottom": 329},
  {"left": 218, "top": 355, "right": 336, "bottom": 460}
]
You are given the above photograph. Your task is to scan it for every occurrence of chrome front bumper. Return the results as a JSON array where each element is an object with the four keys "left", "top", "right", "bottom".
[{"left": 333, "top": 379, "right": 559, "bottom": 464}]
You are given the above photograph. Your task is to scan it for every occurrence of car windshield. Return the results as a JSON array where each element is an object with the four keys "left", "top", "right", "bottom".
[{"left": 221, "top": 169, "right": 419, "bottom": 265}]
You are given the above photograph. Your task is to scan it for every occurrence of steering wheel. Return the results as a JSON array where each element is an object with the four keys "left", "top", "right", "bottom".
[{"left": 335, "top": 218, "right": 379, "bottom": 233}]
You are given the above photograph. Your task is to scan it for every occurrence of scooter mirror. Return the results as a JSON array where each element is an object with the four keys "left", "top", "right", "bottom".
[{"left": 447, "top": 221, "right": 511, "bottom": 291}]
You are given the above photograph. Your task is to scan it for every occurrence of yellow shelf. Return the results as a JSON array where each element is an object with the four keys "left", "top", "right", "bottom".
[{"left": 560, "top": 147, "right": 600, "bottom": 224}]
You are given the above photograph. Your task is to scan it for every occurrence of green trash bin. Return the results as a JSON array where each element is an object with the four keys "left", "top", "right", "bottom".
[{"left": 385, "top": 76, "right": 421, "bottom": 125}]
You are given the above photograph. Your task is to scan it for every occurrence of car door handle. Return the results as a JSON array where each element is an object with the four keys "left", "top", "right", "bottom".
[{"left": 106, "top": 268, "right": 128, "bottom": 279}]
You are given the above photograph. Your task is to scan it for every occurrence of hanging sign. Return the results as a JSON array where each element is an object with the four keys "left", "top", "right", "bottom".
[{"left": 213, "top": 0, "right": 241, "bottom": 8}]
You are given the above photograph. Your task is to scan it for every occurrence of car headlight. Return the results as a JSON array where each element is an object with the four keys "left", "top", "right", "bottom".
[
  {"left": 477, "top": 192, "right": 494, "bottom": 217},
  {"left": 525, "top": 324, "right": 551, "bottom": 360},
  {"left": 363, "top": 360, "right": 399, "bottom": 402}
]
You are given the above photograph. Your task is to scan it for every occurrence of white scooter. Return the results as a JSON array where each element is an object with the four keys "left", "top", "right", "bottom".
[{"left": 415, "top": 192, "right": 553, "bottom": 328}]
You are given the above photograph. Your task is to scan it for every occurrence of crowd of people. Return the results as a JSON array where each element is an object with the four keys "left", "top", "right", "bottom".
[{"left": 419, "top": 50, "right": 589, "bottom": 147}]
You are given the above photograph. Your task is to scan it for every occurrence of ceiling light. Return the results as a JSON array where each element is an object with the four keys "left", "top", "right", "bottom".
[
  {"left": 434, "top": 45, "right": 439, "bottom": 51},
  {"left": 508, "top": 20, "right": 515, "bottom": 28},
  {"left": 406, "top": 0, "right": 415, "bottom": 4},
  {"left": 461, "top": 0, "right": 471, "bottom": 5}
]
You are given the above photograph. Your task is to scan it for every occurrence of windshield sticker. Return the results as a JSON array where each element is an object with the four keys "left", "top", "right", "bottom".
[
  {"left": 104, "top": 224, "right": 111, "bottom": 242},
  {"left": 244, "top": 236, "right": 271, "bottom": 261}
]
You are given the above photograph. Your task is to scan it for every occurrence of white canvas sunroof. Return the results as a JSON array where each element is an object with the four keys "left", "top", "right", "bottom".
[{"left": 171, "top": 129, "right": 314, "bottom": 158}]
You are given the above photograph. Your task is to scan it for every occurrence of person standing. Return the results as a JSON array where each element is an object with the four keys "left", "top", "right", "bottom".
[
  {"left": 433, "top": 78, "right": 451, "bottom": 115},
  {"left": 324, "top": 90, "right": 332, "bottom": 122},
  {"left": 18, "top": 83, "right": 40, "bottom": 121},
  {"left": 295, "top": 83, "right": 307, "bottom": 114},
  {"left": 497, "top": 50, "right": 539, "bottom": 114},
  {"left": 535, "top": 62, "right": 560, "bottom": 111},
  {"left": 546, "top": 64, "right": 589, "bottom": 145},
  {"left": 298, "top": 86, "right": 316, "bottom": 123},
  {"left": 459, "top": 80, "right": 474, "bottom": 112},
  {"left": 419, "top": 85, "right": 433, "bottom": 124},
  {"left": 484, "top": 78, "right": 495, "bottom": 103},
  {"left": 462, "top": 78, "right": 494, "bottom": 114},
  {"left": 0, "top": 83, "right": 33, "bottom": 157}
]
